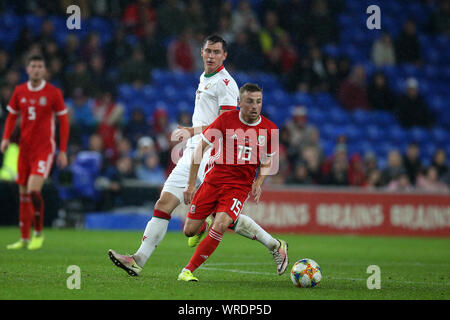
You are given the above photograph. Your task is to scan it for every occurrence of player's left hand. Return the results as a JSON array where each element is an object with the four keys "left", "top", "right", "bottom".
[
  {"left": 251, "top": 182, "right": 262, "bottom": 203},
  {"left": 172, "top": 125, "right": 192, "bottom": 142},
  {"left": 183, "top": 185, "right": 197, "bottom": 205},
  {"left": 56, "top": 151, "right": 68, "bottom": 169}
]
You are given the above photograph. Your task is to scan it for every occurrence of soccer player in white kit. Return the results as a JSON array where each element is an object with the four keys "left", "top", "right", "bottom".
[{"left": 108, "top": 35, "right": 288, "bottom": 277}]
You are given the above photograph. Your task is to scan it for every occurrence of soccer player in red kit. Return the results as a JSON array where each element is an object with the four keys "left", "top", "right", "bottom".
[
  {"left": 178, "top": 83, "right": 287, "bottom": 281},
  {"left": 1, "top": 55, "right": 70, "bottom": 250}
]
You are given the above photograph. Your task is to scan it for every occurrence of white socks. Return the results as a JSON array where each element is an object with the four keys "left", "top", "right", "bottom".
[
  {"left": 233, "top": 214, "right": 279, "bottom": 251},
  {"left": 133, "top": 217, "right": 169, "bottom": 267}
]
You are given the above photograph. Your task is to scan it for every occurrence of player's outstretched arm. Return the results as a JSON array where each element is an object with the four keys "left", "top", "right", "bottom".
[{"left": 173, "top": 125, "right": 208, "bottom": 141}]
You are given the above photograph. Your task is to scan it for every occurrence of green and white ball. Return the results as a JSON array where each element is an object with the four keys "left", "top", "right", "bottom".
[{"left": 290, "top": 258, "right": 322, "bottom": 288}]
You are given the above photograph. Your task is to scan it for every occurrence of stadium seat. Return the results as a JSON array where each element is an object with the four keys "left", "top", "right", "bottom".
[
  {"left": 408, "top": 127, "right": 430, "bottom": 144},
  {"left": 71, "top": 151, "right": 102, "bottom": 200}
]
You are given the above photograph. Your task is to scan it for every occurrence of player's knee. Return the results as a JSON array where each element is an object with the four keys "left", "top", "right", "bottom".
[
  {"left": 183, "top": 225, "right": 196, "bottom": 238},
  {"left": 30, "top": 191, "right": 43, "bottom": 209}
]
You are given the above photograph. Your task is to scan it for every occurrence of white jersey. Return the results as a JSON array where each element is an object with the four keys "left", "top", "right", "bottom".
[
  {"left": 163, "top": 65, "right": 239, "bottom": 199},
  {"left": 187, "top": 65, "right": 239, "bottom": 148}
]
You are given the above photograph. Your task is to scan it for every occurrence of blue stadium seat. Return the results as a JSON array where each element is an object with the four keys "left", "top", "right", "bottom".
[
  {"left": 71, "top": 151, "right": 102, "bottom": 200},
  {"left": 408, "top": 127, "right": 430, "bottom": 144},
  {"left": 351, "top": 109, "right": 372, "bottom": 126},
  {"left": 430, "top": 127, "right": 448, "bottom": 144},
  {"left": 388, "top": 125, "right": 407, "bottom": 144},
  {"left": 366, "top": 125, "right": 386, "bottom": 142},
  {"left": 292, "top": 92, "right": 313, "bottom": 107}
]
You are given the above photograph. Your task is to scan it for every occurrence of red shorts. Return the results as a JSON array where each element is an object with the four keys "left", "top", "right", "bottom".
[
  {"left": 187, "top": 181, "right": 250, "bottom": 223},
  {"left": 17, "top": 150, "right": 54, "bottom": 186}
]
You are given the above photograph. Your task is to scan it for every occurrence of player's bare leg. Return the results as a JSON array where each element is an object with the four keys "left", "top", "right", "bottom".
[
  {"left": 27, "top": 175, "right": 45, "bottom": 250},
  {"left": 179, "top": 212, "right": 232, "bottom": 281},
  {"left": 6, "top": 185, "right": 32, "bottom": 250}
]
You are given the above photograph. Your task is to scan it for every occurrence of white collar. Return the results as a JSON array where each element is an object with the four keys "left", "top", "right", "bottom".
[
  {"left": 27, "top": 80, "right": 46, "bottom": 92},
  {"left": 239, "top": 110, "right": 261, "bottom": 126}
]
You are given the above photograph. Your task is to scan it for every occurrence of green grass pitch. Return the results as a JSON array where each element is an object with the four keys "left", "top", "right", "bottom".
[{"left": 0, "top": 227, "right": 449, "bottom": 300}]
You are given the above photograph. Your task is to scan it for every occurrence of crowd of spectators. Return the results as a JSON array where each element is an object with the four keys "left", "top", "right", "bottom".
[{"left": 0, "top": 0, "right": 449, "bottom": 211}]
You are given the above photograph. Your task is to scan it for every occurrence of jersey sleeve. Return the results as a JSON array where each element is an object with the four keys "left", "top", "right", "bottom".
[
  {"left": 6, "top": 87, "right": 19, "bottom": 115},
  {"left": 200, "top": 113, "right": 225, "bottom": 146},
  {"left": 53, "top": 88, "right": 68, "bottom": 116},
  {"left": 217, "top": 79, "right": 238, "bottom": 111}
]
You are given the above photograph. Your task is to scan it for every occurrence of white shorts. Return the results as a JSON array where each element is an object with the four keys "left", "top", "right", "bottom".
[{"left": 161, "top": 146, "right": 211, "bottom": 203}]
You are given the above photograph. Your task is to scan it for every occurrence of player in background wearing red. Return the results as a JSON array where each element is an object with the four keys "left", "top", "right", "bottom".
[
  {"left": 178, "top": 83, "right": 288, "bottom": 282},
  {"left": 2, "top": 55, "right": 69, "bottom": 250}
]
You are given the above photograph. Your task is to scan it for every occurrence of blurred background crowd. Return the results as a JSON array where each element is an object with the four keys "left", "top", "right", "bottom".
[{"left": 0, "top": 0, "right": 449, "bottom": 211}]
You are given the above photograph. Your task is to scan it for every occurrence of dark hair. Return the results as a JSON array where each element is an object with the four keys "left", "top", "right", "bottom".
[
  {"left": 202, "top": 34, "right": 227, "bottom": 52},
  {"left": 239, "top": 83, "right": 263, "bottom": 97},
  {"left": 27, "top": 54, "right": 45, "bottom": 66}
]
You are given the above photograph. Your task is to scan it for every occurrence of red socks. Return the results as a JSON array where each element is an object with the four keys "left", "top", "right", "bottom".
[
  {"left": 185, "top": 228, "right": 223, "bottom": 272},
  {"left": 19, "top": 194, "right": 33, "bottom": 240},
  {"left": 30, "top": 191, "right": 44, "bottom": 233}
]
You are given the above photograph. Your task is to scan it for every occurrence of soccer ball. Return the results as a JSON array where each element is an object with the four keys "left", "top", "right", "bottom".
[{"left": 290, "top": 258, "right": 322, "bottom": 288}]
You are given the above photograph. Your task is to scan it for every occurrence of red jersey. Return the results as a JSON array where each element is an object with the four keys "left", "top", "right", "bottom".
[
  {"left": 6, "top": 80, "right": 68, "bottom": 154},
  {"left": 201, "top": 110, "right": 278, "bottom": 188}
]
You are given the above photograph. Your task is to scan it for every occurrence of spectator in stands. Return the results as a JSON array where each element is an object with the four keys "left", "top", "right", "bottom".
[
  {"left": 322, "top": 145, "right": 349, "bottom": 186},
  {"left": 394, "top": 77, "right": 434, "bottom": 128},
  {"left": 92, "top": 90, "right": 124, "bottom": 161},
  {"left": 36, "top": 19, "right": 56, "bottom": 48},
  {"left": 336, "top": 55, "right": 351, "bottom": 84},
  {"left": 231, "top": 0, "right": 260, "bottom": 34},
  {"left": 122, "top": 0, "right": 157, "bottom": 38},
  {"left": 348, "top": 154, "right": 367, "bottom": 187},
  {"left": 96, "top": 155, "right": 137, "bottom": 210},
  {"left": 185, "top": 0, "right": 206, "bottom": 32},
  {"left": 338, "top": 64, "right": 370, "bottom": 111},
  {"left": 124, "top": 108, "right": 150, "bottom": 148},
  {"left": 150, "top": 107, "right": 172, "bottom": 170},
  {"left": 416, "top": 166, "right": 449, "bottom": 193},
  {"left": 365, "top": 169, "right": 382, "bottom": 190},
  {"left": 286, "top": 160, "right": 313, "bottom": 185},
  {"left": 64, "top": 60, "right": 92, "bottom": 97},
  {"left": 66, "top": 87, "right": 96, "bottom": 142},
  {"left": 62, "top": 34, "right": 80, "bottom": 68},
  {"left": 283, "top": 106, "right": 319, "bottom": 163},
  {"left": 323, "top": 56, "right": 340, "bottom": 95},
  {"left": 427, "top": 0, "right": 450, "bottom": 36},
  {"left": 217, "top": 15, "right": 235, "bottom": 45},
  {"left": 310, "top": 46, "right": 327, "bottom": 84},
  {"left": 431, "top": 149, "right": 448, "bottom": 178},
  {"left": 119, "top": 46, "right": 151, "bottom": 88},
  {"left": 141, "top": 21, "right": 167, "bottom": 69},
  {"left": 167, "top": 29, "right": 195, "bottom": 72},
  {"left": 47, "top": 56, "right": 64, "bottom": 86},
  {"left": 229, "top": 31, "right": 259, "bottom": 71},
  {"left": 303, "top": 0, "right": 338, "bottom": 45},
  {"left": 403, "top": 143, "right": 422, "bottom": 185},
  {"left": 302, "top": 144, "right": 323, "bottom": 184},
  {"left": 386, "top": 170, "right": 414, "bottom": 192},
  {"left": 0, "top": 50, "right": 9, "bottom": 83},
  {"left": 367, "top": 71, "right": 396, "bottom": 111},
  {"left": 88, "top": 54, "right": 111, "bottom": 97},
  {"left": 157, "top": 0, "right": 187, "bottom": 38},
  {"left": 395, "top": 19, "right": 422, "bottom": 65},
  {"left": 136, "top": 152, "right": 166, "bottom": 185},
  {"left": 116, "top": 137, "right": 134, "bottom": 160},
  {"left": 104, "top": 27, "right": 132, "bottom": 69},
  {"left": 371, "top": 32, "right": 396, "bottom": 67},
  {"left": 259, "top": 10, "right": 285, "bottom": 55},
  {"left": 286, "top": 56, "right": 321, "bottom": 93},
  {"left": 380, "top": 149, "right": 405, "bottom": 186},
  {"left": 134, "top": 136, "right": 156, "bottom": 167},
  {"left": 80, "top": 32, "right": 103, "bottom": 63}
]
